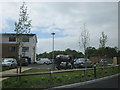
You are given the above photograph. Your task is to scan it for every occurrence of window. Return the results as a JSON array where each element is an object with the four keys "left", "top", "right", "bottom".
[
  {"left": 22, "top": 37, "right": 29, "bottom": 42},
  {"left": 8, "top": 46, "right": 16, "bottom": 52},
  {"left": 22, "top": 47, "right": 29, "bottom": 52},
  {"left": 9, "top": 37, "right": 16, "bottom": 42}
]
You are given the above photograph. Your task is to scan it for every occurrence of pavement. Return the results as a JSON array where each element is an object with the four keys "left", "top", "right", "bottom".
[
  {"left": 0, "top": 67, "right": 31, "bottom": 81},
  {"left": 0, "top": 64, "right": 53, "bottom": 81}
]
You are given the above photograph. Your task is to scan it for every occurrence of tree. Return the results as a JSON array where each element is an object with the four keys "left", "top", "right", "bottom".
[
  {"left": 97, "top": 47, "right": 117, "bottom": 58},
  {"left": 14, "top": 2, "right": 32, "bottom": 73},
  {"left": 99, "top": 32, "right": 107, "bottom": 48},
  {"left": 81, "top": 23, "right": 90, "bottom": 58},
  {"left": 85, "top": 47, "right": 98, "bottom": 58},
  {"left": 80, "top": 23, "right": 90, "bottom": 79}
]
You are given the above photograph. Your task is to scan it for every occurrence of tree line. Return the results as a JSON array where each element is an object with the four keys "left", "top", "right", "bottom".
[{"left": 36, "top": 47, "right": 119, "bottom": 60}]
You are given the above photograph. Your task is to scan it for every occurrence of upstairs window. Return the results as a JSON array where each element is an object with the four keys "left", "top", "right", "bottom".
[
  {"left": 22, "top": 47, "right": 29, "bottom": 52},
  {"left": 8, "top": 46, "right": 16, "bottom": 52},
  {"left": 9, "top": 37, "right": 16, "bottom": 42},
  {"left": 22, "top": 37, "right": 29, "bottom": 42}
]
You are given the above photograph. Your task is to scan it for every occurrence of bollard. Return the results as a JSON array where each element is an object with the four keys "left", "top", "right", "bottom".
[{"left": 94, "top": 63, "right": 96, "bottom": 79}]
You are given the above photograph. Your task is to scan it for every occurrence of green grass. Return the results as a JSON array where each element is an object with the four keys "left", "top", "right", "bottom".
[
  {"left": 1, "top": 67, "right": 11, "bottom": 72},
  {"left": 23, "top": 68, "right": 51, "bottom": 73},
  {"left": 2, "top": 66, "right": 119, "bottom": 88}
]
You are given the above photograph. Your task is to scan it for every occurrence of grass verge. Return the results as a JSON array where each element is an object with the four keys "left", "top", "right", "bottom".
[
  {"left": 1, "top": 67, "right": 11, "bottom": 72},
  {"left": 2, "top": 66, "right": 119, "bottom": 88}
]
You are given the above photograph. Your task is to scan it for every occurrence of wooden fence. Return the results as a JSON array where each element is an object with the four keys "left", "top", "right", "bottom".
[{"left": 1, "top": 65, "right": 119, "bottom": 78}]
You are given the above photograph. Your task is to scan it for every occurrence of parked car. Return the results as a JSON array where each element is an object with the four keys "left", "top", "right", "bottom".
[
  {"left": 18, "top": 57, "right": 29, "bottom": 66},
  {"left": 2, "top": 58, "right": 17, "bottom": 68},
  {"left": 46, "top": 60, "right": 52, "bottom": 65},
  {"left": 74, "top": 58, "right": 93, "bottom": 68},
  {"left": 99, "top": 59, "right": 108, "bottom": 66},
  {"left": 59, "top": 62, "right": 72, "bottom": 69},
  {"left": 36, "top": 58, "right": 52, "bottom": 65}
]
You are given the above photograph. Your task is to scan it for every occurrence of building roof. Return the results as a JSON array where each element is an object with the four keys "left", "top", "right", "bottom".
[
  {"left": 0, "top": 33, "right": 37, "bottom": 42},
  {"left": 0, "top": 33, "right": 36, "bottom": 36}
]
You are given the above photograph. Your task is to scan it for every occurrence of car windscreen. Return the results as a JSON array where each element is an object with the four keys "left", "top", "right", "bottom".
[
  {"left": 76, "top": 59, "right": 89, "bottom": 62},
  {"left": 4, "top": 59, "right": 12, "bottom": 62}
]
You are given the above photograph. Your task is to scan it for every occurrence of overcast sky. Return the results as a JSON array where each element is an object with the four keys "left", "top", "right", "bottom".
[{"left": 0, "top": 0, "right": 119, "bottom": 54}]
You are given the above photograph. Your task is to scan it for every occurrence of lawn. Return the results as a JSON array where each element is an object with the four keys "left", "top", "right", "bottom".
[
  {"left": 1, "top": 67, "right": 11, "bottom": 72},
  {"left": 2, "top": 66, "right": 119, "bottom": 88}
]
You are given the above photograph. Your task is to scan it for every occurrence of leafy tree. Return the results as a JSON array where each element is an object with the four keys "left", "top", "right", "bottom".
[
  {"left": 85, "top": 47, "right": 98, "bottom": 58},
  {"left": 14, "top": 2, "right": 32, "bottom": 73},
  {"left": 36, "top": 49, "right": 84, "bottom": 60},
  {"left": 99, "top": 32, "right": 107, "bottom": 48},
  {"left": 98, "top": 47, "right": 117, "bottom": 58}
]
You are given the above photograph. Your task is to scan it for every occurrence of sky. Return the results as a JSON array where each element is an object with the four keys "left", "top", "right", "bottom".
[{"left": 0, "top": 0, "right": 119, "bottom": 54}]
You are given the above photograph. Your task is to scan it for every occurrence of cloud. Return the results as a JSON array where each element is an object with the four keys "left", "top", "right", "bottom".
[
  {"left": 1, "top": 2, "right": 118, "bottom": 53},
  {"left": 37, "top": 36, "right": 80, "bottom": 53}
]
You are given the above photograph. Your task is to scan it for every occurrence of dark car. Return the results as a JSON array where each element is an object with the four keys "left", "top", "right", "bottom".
[
  {"left": 18, "top": 58, "right": 29, "bottom": 66},
  {"left": 74, "top": 58, "right": 93, "bottom": 68},
  {"left": 59, "top": 62, "right": 72, "bottom": 69}
]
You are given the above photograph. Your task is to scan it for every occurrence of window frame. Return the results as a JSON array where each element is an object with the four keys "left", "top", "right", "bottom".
[
  {"left": 9, "top": 37, "right": 16, "bottom": 42},
  {"left": 22, "top": 47, "right": 29, "bottom": 52},
  {"left": 22, "top": 37, "right": 29, "bottom": 42}
]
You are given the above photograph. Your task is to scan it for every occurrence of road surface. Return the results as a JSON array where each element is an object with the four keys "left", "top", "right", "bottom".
[{"left": 77, "top": 74, "right": 119, "bottom": 88}]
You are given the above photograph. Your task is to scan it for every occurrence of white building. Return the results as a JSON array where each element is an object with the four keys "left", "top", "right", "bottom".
[{"left": 0, "top": 33, "right": 37, "bottom": 63}]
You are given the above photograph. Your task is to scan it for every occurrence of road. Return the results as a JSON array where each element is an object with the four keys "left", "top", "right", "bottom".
[{"left": 77, "top": 74, "right": 119, "bottom": 88}]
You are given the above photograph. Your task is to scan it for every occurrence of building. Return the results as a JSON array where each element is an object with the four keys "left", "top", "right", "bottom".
[
  {"left": 89, "top": 56, "right": 112, "bottom": 63},
  {"left": 113, "top": 57, "right": 120, "bottom": 64},
  {"left": 0, "top": 33, "right": 37, "bottom": 63}
]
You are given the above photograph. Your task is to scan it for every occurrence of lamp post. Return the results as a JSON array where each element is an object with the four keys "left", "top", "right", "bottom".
[{"left": 51, "top": 32, "right": 55, "bottom": 70}]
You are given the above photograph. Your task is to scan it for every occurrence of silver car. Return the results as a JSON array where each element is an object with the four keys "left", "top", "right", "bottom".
[
  {"left": 99, "top": 59, "right": 108, "bottom": 66},
  {"left": 2, "top": 58, "right": 17, "bottom": 68},
  {"left": 74, "top": 58, "right": 93, "bottom": 68},
  {"left": 36, "top": 58, "right": 52, "bottom": 65}
]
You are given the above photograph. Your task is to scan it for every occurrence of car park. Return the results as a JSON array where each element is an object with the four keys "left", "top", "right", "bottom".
[
  {"left": 2, "top": 58, "right": 17, "bottom": 68},
  {"left": 74, "top": 58, "right": 93, "bottom": 68}
]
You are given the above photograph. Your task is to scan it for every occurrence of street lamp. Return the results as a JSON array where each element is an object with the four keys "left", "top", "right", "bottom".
[{"left": 51, "top": 32, "right": 55, "bottom": 69}]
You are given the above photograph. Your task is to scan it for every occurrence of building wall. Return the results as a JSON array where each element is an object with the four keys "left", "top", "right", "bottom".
[
  {"left": 1, "top": 34, "right": 37, "bottom": 63},
  {"left": 113, "top": 57, "right": 120, "bottom": 64},
  {"left": 19, "top": 35, "right": 37, "bottom": 63},
  {"left": 0, "top": 34, "right": 2, "bottom": 58},
  {"left": 89, "top": 56, "right": 112, "bottom": 63},
  {"left": 89, "top": 57, "right": 99, "bottom": 63},
  {"left": 2, "top": 43, "right": 19, "bottom": 59},
  {"left": 118, "top": 57, "right": 120, "bottom": 64}
]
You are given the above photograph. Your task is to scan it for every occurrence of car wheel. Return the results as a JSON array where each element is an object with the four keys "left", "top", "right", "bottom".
[{"left": 10, "top": 64, "right": 13, "bottom": 68}]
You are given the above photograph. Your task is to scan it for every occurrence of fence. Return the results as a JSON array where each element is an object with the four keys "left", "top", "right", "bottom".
[
  {"left": 1, "top": 65, "right": 119, "bottom": 88},
  {"left": 1, "top": 65, "right": 119, "bottom": 78}
]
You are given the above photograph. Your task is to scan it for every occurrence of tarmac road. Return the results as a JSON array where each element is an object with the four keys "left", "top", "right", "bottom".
[
  {"left": 77, "top": 74, "right": 119, "bottom": 88},
  {"left": 50, "top": 73, "right": 119, "bottom": 89}
]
